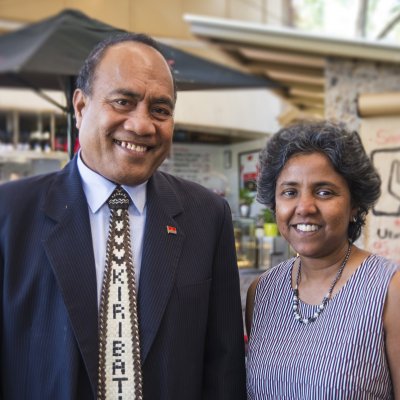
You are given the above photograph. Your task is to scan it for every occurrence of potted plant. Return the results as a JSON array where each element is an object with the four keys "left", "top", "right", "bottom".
[
  {"left": 262, "top": 208, "right": 279, "bottom": 237},
  {"left": 239, "top": 188, "right": 254, "bottom": 217}
]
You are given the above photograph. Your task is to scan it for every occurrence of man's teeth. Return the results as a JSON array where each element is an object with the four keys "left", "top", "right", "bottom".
[
  {"left": 117, "top": 140, "right": 147, "bottom": 152},
  {"left": 296, "top": 224, "right": 319, "bottom": 232}
]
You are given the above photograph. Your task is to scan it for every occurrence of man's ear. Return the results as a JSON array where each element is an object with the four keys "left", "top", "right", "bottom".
[{"left": 73, "top": 89, "right": 88, "bottom": 129}]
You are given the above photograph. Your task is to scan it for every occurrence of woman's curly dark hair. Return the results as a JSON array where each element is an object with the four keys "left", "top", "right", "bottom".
[{"left": 257, "top": 120, "right": 381, "bottom": 242}]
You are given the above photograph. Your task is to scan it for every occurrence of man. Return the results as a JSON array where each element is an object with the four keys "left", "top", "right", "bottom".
[{"left": 0, "top": 33, "right": 246, "bottom": 399}]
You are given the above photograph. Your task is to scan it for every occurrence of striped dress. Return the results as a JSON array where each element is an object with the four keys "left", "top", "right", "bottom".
[{"left": 246, "top": 254, "right": 399, "bottom": 400}]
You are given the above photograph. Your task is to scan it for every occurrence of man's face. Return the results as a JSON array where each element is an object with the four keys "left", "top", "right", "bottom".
[{"left": 73, "top": 41, "right": 175, "bottom": 186}]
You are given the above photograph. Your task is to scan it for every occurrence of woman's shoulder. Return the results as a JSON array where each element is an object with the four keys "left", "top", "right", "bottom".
[
  {"left": 246, "top": 257, "right": 295, "bottom": 335},
  {"left": 258, "top": 257, "right": 296, "bottom": 286},
  {"left": 364, "top": 253, "right": 399, "bottom": 274},
  {"left": 356, "top": 254, "right": 400, "bottom": 293}
]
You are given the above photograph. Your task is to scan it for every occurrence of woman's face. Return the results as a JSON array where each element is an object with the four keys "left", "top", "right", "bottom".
[{"left": 275, "top": 152, "right": 357, "bottom": 259}]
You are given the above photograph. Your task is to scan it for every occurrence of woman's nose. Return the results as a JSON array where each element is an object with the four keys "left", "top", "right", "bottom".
[{"left": 296, "top": 193, "right": 317, "bottom": 215}]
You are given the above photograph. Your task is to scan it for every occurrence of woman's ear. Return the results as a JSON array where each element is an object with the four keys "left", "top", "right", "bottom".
[{"left": 350, "top": 208, "right": 358, "bottom": 223}]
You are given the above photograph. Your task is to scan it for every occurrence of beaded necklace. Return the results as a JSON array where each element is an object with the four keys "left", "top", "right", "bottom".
[{"left": 292, "top": 243, "right": 352, "bottom": 324}]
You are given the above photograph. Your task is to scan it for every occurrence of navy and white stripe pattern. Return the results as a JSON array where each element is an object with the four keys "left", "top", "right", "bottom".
[{"left": 247, "top": 254, "right": 399, "bottom": 399}]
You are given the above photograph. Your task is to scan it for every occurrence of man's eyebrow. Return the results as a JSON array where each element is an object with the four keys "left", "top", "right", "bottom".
[
  {"left": 108, "top": 89, "right": 140, "bottom": 99},
  {"left": 108, "top": 89, "right": 175, "bottom": 110},
  {"left": 152, "top": 96, "right": 175, "bottom": 110}
]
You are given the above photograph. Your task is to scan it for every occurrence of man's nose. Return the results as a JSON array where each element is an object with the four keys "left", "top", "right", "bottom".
[{"left": 123, "top": 107, "right": 156, "bottom": 135}]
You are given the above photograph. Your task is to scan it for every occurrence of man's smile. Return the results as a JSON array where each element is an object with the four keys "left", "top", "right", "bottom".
[{"left": 113, "top": 139, "right": 149, "bottom": 153}]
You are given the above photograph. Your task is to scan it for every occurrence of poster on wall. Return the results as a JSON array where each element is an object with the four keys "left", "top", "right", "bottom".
[
  {"left": 163, "top": 145, "right": 212, "bottom": 184},
  {"left": 238, "top": 149, "right": 260, "bottom": 194},
  {"left": 360, "top": 116, "right": 400, "bottom": 264},
  {"left": 159, "top": 144, "right": 229, "bottom": 196}
]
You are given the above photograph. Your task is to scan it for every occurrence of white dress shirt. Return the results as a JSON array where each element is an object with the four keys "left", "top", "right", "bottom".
[{"left": 77, "top": 153, "right": 147, "bottom": 308}]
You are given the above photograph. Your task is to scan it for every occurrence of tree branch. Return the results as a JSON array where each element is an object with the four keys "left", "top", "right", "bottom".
[{"left": 376, "top": 10, "right": 400, "bottom": 39}]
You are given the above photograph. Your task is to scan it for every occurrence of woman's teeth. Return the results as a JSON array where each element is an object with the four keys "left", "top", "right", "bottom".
[{"left": 296, "top": 224, "right": 319, "bottom": 232}]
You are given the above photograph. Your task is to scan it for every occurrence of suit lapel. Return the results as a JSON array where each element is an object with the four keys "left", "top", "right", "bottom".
[
  {"left": 42, "top": 158, "right": 98, "bottom": 395},
  {"left": 138, "top": 172, "right": 184, "bottom": 363},
  {"left": 41, "top": 165, "right": 185, "bottom": 377}
]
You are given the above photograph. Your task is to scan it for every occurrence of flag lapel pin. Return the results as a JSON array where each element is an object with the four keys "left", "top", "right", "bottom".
[{"left": 166, "top": 225, "right": 177, "bottom": 235}]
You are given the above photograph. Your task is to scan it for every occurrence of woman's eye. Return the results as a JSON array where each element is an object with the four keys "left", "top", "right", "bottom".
[
  {"left": 282, "top": 189, "right": 296, "bottom": 197},
  {"left": 317, "top": 189, "right": 333, "bottom": 197}
]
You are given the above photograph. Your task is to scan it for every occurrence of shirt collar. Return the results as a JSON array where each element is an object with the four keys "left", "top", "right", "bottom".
[{"left": 77, "top": 151, "right": 147, "bottom": 214}]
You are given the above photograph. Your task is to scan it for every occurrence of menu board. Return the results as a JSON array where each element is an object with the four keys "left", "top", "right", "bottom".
[
  {"left": 159, "top": 144, "right": 227, "bottom": 195},
  {"left": 360, "top": 116, "right": 400, "bottom": 264},
  {"left": 168, "top": 146, "right": 211, "bottom": 184}
]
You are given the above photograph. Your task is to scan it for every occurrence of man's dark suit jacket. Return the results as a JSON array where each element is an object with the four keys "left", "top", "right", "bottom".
[{"left": 0, "top": 157, "right": 246, "bottom": 399}]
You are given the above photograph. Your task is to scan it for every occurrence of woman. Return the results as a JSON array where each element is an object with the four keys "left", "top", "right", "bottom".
[{"left": 246, "top": 121, "right": 400, "bottom": 399}]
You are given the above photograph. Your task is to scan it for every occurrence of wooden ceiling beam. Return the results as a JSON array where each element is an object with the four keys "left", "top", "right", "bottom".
[
  {"left": 289, "top": 88, "right": 325, "bottom": 100},
  {"left": 237, "top": 47, "right": 326, "bottom": 68},
  {"left": 245, "top": 61, "right": 324, "bottom": 76},
  {"left": 263, "top": 70, "right": 325, "bottom": 86},
  {"left": 290, "top": 97, "right": 325, "bottom": 109}
]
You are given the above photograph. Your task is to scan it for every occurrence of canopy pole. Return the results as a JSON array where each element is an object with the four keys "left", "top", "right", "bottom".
[{"left": 7, "top": 74, "right": 67, "bottom": 111}]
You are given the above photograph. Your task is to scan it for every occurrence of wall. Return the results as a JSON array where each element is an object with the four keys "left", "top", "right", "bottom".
[
  {"left": 0, "top": 0, "right": 278, "bottom": 39},
  {"left": 360, "top": 117, "right": 400, "bottom": 264},
  {"left": 325, "top": 58, "right": 400, "bottom": 131},
  {"left": 159, "top": 142, "right": 224, "bottom": 189},
  {"left": 325, "top": 58, "right": 400, "bottom": 262},
  {"left": 174, "top": 88, "right": 281, "bottom": 134}
]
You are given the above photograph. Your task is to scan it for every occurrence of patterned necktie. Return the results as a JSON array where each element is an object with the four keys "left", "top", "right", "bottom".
[{"left": 98, "top": 186, "right": 143, "bottom": 400}]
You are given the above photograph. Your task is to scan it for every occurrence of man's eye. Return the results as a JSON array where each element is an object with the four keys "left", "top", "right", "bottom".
[
  {"left": 115, "top": 99, "right": 130, "bottom": 106},
  {"left": 152, "top": 107, "right": 172, "bottom": 118}
]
